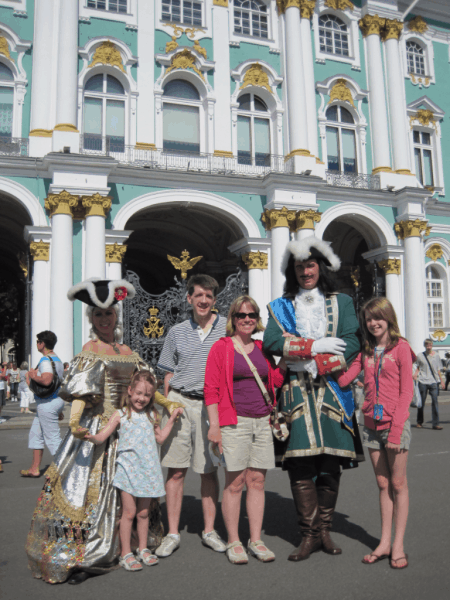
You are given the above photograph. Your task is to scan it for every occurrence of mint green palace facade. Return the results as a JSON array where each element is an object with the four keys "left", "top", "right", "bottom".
[{"left": 1, "top": 0, "right": 450, "bottom": 366}]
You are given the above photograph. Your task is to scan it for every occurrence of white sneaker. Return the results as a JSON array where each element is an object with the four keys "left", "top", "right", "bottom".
[
  {"left": 202, "top": 529, "right": 227, "bottom": 552},
  {"left": 155, "top": 534, "right": 180, "bottom": 558}
]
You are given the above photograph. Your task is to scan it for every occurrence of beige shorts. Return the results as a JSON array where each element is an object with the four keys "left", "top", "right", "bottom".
[
  {"left": 160, "top": 390, "right": 216, "bottom": 474},
  {"left": 221, "top": 415, "right": 275, "bottom": 472},
  {"left": 363, "top": 420, "right": 411, "bottom": 451}
]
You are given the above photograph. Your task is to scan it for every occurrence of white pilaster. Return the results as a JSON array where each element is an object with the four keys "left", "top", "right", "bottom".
[
  {"left": 212, "top": 2, "right": 232, "bottom": 153},
  {"left": 300, "top": 15, "right": 318, "bottom": 158},
  {"left": 270, "top": 227, "right": 290, "bottom": 301},
  {"left": 85, "top": 216, "right": 106, "bottom": 280},
  {"left": 403, "top": 235, "right": 427, "bottom": 352},
  {"left": 136, "top": 0, "right": 156, "bottom": 146},
  {"left": 295, "top": 228, "right": 315, "bottom": 241}
]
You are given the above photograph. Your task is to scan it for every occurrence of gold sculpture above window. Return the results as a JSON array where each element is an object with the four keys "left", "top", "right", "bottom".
[
  {"left": 325, "top": 0, "right": 354, "bottom": 11},
  {"left": 89, "top": 41, "right": 125, "bottom": 73},
  {"left": 328, "top": 79, "right": 355, "bottom": 107},
  {"left": 240, "top": 64, "right": 272, "bottom": 93},
  {"left": 0, "top": 36, "right": 12, "bottom": 62},
  {"left": 408, "top": 16, "right": 428, "bottom": 33},
  {"left": 165, "top": 49, "right": 205, "bottom": 80},
  {"left": 426, "top": 244, "right": 444, "bottom": 262},
  {"left": 409, "top": 109, "right": 437, "bottom": 132}
]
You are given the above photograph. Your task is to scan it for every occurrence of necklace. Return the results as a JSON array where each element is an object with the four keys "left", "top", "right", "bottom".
[{"left": 97, "top": 335, "right": 121, "bottom": 355}]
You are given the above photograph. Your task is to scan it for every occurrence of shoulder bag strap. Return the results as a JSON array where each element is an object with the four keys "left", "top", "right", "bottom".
[
  {"left": 423, "top": 352, "right": 440, "bottom": 383},
  {"left": 232, "top": 337, "right": 272, "bottom": 407}
]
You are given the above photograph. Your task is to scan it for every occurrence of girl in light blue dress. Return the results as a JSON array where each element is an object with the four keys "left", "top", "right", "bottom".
[{"left": 86, "top": 370, "right": 183, "bottom": 572}]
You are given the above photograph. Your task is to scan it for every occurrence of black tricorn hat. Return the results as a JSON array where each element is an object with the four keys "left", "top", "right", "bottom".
[{"left": 67, "top": 278, "right": 135, "bottom": 308}]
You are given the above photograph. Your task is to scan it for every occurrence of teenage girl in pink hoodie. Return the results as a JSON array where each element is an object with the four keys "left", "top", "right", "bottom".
[{"left": 338, "top": 297, "right": 414, "bottom": 570}]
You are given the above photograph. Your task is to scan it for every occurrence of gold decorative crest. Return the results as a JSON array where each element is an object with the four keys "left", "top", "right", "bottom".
[
  {"left": 426, "top": 244, "right": 444, "bottom": 262},
  {"left": 144, "top": 307, "right": 164, "bottom": 338},
  {"left": 45, "top": 190, "right": 79, "bottom": 218},
  {"left": 29, "top": 240, "right": 50, "bottom": 262},
  {"left": 394, "top": 219, "right": 430, "bottom": 239},
  {"left": 262, "top": 207, "right": 296, "bottom": 231},
  {"left": 325, "top": 0, "right": 353, "bottom": 11},
  {"left": 410, "top": 109, "right": 437, "bottom": 131},
  {"left": 166, "top": 49, "right": 204, "bottom": 80},
  {"left": 167, "top": 250, "right": 203, "bottom": 279},
  {"left": 0, "top": 36, "right": 12, "bottom": 61},
  {"left": 431, "top": 329, "right": 446, "bottom": 342},
  {"left": 378, "top": 258, "right": 401, "bottom": 275},
  {"left": 359, "top": 14, "right": 386, "bottom": 37},
  {"left": 165, "top": 36, "right": 179, "bottom": 53},
  {"left": 105, "top": 243, "right": 127, "bottom": 263},
  {"left": 328, "top": 79, "right": 355, "bottom": 107},
  {"left": 408, "top": 16, "right": 428, "bottom": 34},
  {"left": 240, "top": 64, "right": 272, "bottom": 93},
  {"left": 242, "top": 251, "right": 268, "bottom": 270},
  {"left": 89, "top": 41, "right": 125, "bottom": 73}
]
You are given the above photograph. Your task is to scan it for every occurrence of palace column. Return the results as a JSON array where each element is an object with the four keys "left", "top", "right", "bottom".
[
  {"left": 82, "top": 193, "right": 112, "bottom": 280},
  {"left": 136, "top": 0, "right": 156, "bottom": 150},
  {"left": 241, "top": 251, "right": 270, "bottom": 324},
  {"left": 377, "top": 258, "right": 404, "bottom": 332},
  {"left": 359, "top": 14, "right": 391, "bottom": 173},
  {"left": 300, "top": 1, "right": 319, "bottom": 158},
  {"left": 395, "top": 219, "right": 430, "bottom": 352},
  {"left": 53, "top": 0, "right": 80, "bottom": 152},
  {"left": 105, "top": 241, "right": 129, "bottom": 343},
  {"left": 45, "top": 191, "right": 79, "bottom": 361},
  {"left": 262, "top": 207, "right": 296, "bottom": 300},
  {"left": 212, "top": 0, "right": 232, "bottom": 157},
  {"left": 383, "top": 19, "right": 412, "bottom": 175},
  {"left": 294, "top": 209, "right": 322, "bottom": 241}
]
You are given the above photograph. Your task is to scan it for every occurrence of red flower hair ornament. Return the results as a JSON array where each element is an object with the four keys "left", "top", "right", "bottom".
[{"left": 114, "top": 287, "right": 128, "bottom": 302}]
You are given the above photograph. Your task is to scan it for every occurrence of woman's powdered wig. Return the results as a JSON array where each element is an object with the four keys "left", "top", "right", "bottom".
[
  {"left": 226, "top": 295, "right": 265, "bottom": 337},
  {"left": 120, "top": 370, "right": 158, "bottom": 424},
  {"left": 86, "top": 304, "right": 123, "bottom": 342},
  {"left": 360, "top": 297, "right": 402, "bottom": 355}
]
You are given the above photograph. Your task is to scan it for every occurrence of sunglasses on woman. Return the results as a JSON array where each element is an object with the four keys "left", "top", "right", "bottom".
[{"left": 234, "top": 312, "right": 258, "bottom": 320}]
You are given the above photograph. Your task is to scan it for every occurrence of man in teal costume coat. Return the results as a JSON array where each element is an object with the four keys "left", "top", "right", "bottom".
[{"left": 263, "top": 237, "right": 362, "bottom": 562}]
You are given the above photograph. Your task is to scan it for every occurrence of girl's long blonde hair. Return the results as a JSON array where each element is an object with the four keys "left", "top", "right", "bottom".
[
  {"left": 360, "top": 297, "right": 403, "bottom": 355},
  {"left": 120, "top": 370, "right": 158, "bottom": 424}
]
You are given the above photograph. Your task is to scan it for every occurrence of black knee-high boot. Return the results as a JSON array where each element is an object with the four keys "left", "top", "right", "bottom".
[{"left": 316, "top": 472, "right": 342, "bottom": 555}]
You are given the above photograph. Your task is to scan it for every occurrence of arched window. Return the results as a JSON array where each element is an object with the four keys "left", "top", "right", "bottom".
[
  {"left": 83, "top": 73, "right": 126, "bottom": 153},
  {"left": 237, "top": 93, "right": 270, "bottom": 166},
  {"left": 0, "top": 63, "right": 14, "bottom": 142},
  {"left": 162, "top": 0, "right": 202, "bottom": 26},
  {"left": 163, "top": 79, "right": 201, "bottom": 153},
  {"left": 413, "top": 129, "right": 434, "bottom": 187},
  {"left": 325, "top": 105, "right": 356, "bottom": 172},
  {"left": 233, "top": 0, "right": 268, "bottom": 39},
  {"left": 406, "top": 41, "right": 425, "bottom": 76},
  {"left": 426, "top": 265, "right": 444, "bottom": 328},
  {"left": 318, "top": 14, "right": 349, "bottom": 57}
]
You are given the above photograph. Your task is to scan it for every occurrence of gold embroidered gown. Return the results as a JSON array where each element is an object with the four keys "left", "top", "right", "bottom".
[{"left": 26, "top": 351, "right": 164, "bottom": 584}]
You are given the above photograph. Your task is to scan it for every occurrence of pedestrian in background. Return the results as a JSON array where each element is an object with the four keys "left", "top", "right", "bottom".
[
  {"left": 7, "top": 362, "right": 20, "bottom": 402},
  {"left": 19, "top": 361, "right": 32, "bottom": 414},
  {"left": 0, "top": 365, "right": 6, "bottom": 423},
  {"left": 414, "top": 338, "right": 444, "bottom": 430},
  {"left": 444, "top": 352, "right": 450, "bottom": 390}
]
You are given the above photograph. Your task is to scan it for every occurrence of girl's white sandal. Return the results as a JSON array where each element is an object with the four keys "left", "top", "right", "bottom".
[
  {"left": 136, "top": 548, "right": 159, "bottom": 566},
  {"left": 247, "top": 540, "right": 275, "bottom": 562},
  {"left": 119, "top": 552, "right": 143, "bottom": 571}
]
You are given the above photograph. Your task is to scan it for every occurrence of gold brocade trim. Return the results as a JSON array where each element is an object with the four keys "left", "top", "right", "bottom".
[
  {"left": 298, "top": 372, "right": 317, "bottom": 449},
  {"left": 86, "top": 437, "right": 108, "bottom": 506},
  {"left": 321, "top": 404, "right": 341, "bottom": 423},
  {"left": 284, "top": 447, "right": 356, "bottom": 459},
  {"left": 49, "top": 472, "right": 93, "bottom": 524},
  {"left": 286, "top": 403, "right": 305, "bottom": 424},
  {"left": 76, "top": 350, "right": 143, "bottom": 364}
]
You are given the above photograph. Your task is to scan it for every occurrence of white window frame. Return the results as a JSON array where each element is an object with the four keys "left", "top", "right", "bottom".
[
  {"left": 160, "top": 0, "right": 203, "bottom": 27},
  {"left": 80, "top": 0, "right": 137, "bottom": 26},
  {"left": 162, "top": 81, "right": 203, "bottom": 154},
  {"left": 413, "top": 129, "right": 434, "bottom": 188},
  {"left": 313, "top": 1, "right": 361, "bottom": 71},
  {"left": 426, "top": 264, "right": 446, "bottom": 328},
  {"left": 401, "top": 30, "right": 435, "bottom": 88},
  {"left": 229, "top": 0, "right": 279, "bottom": 50},
  {"left": 323, "top": 104, "right": 358, "bottom": 173},
  {"left": 236, "top": 92, "right": 272, "bottom": 166}
]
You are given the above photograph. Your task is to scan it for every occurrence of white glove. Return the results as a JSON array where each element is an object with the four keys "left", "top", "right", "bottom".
[{"left": 312, "top": 338, "right": 347, "bottom": 356}]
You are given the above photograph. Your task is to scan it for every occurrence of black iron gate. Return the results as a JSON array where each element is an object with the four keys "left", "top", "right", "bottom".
[{"left": 123, "top": 256, "right": 248, "bottom": 376}]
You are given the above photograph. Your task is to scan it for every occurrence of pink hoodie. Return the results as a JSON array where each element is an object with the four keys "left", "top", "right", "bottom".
[{"left": 337, "top": 338, "right": 414, "bottom": 445}]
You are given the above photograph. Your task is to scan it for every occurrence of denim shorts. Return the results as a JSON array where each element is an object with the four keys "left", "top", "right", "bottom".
[{"left": 363, "top": 419, "right": 411, "bottom": 450}]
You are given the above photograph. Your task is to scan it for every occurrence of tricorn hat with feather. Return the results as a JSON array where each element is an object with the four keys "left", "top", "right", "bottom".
[
  {"left": 67, "top": 278, "right": 136, "bottom": 308},
  {"left": 281, "top": 238, "right": 341, "bottom": 274}
]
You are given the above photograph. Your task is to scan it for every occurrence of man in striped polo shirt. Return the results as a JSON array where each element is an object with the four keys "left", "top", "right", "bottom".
[{"left": 155, "top": 274, "right": 227, "bottom": 558}]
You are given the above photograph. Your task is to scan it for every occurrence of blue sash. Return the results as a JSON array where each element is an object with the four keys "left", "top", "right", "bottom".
[{"left": 269, "top": 297, "right": 355, "bottom": 430}]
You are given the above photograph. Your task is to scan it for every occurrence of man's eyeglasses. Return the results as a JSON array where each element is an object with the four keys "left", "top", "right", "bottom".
[{"left": 234, "top": 312, "right": 258, "bottom": 320}]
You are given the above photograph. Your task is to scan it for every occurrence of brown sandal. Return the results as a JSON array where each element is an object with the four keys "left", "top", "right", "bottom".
[
  {"left": 362, "top": 553, "right": 390, "bottom": 564},
  {"left": 390, "top": 554, "right": 408, "bottom": 569}
]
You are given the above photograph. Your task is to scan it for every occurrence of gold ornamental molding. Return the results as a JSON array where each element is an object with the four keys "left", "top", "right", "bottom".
[
  {"left": 45, "top": 190, "right": 79, "bottom": 218},
  {"left": 394, "top": 219, "right": 431, "bottom": 240},
  {"left": 213, "top": 0, "right": 228, "bottom": 6},
  {"left": 214, "top": 150, "right": 234, "bottom": 157},
  {"left": 426, "top": 243, "right": 444, "bottom": 261},
  {"left": 0, "top": 36, "right": 13, "bottom": 61},
  {"left": 54, "top": 123, "right": 79, "bottom": 133},
  {"left": 89, "top": 40, "right": 126, "bottom": 73},
  {"left": 294, "top": 209, "right": 322, "bottom": 231},
  {"left": 240, "top": 64, "right": 272, "bottom": 93},
  {"left": 284, "top": 148, "right": 312, "bottom": 161},
  {"left": 167, "top": 250, "right": 203, "bottom": 279},
  {"left": 166, "top": 49, "right": 204, "bottom": 80},
  {"left": 165, "top": 36, "right": 179, "bottom": 54},
  {"left": 30, "top": 240, "right": 50, "bottom": 262},
  {"left": 378, "top": 258, "right": 401, "bottom": 275},
  {"left": 359, "top": 14, "right": 386, "bottom": 37},
  {"left": 144, "top": 307, "right": 164, "bottom": 338},
  {"left": 105, "top": 243, "right": 127, "bottom": 263},
  {"left": 328, "top": 79, "right": 355, "bottom": 107},
  {"left": 135, "top": 142, "right": 157, "bottom": 150},
  {"left": 382, "top": 19, "right": 404, "bottom": 41},
  {"left": 325, "top": 0, "right": 354, "bottom": 11},
  {"left": 262, "top": 206, "right": 296, "bottom": 231},
  {"left": 29, "top": 129, "right": 53, "bottom": 138},
  {"left": 372, "top": 166, "right": 393, "bottom": 174},
  {"left": 81, "top": 193, "right": 112, "bottom": 218},
  {"left": 408, "top": 16, "right": 428, "bottom": 34},
  {"left": 431, "top": 329, "right": 446, "bottom": 342},
  {"left": 277, "top": 1, "right": 316, "bottom": 18},
  {"left": 409, "top": 109, "right": 437, "bottom": 132},
  {"left": 242, "top": 251, "right": 268, "bottom": 270}
]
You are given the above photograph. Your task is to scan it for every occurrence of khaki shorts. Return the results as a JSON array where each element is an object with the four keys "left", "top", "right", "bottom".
[
  {"left": 160, "top": 390, "right": 216, "bottom": 474},
  {"left": 363, "top": 420, "right": 411, "bottom": 451},
  {"left": 221, "top": 415, "right": 275, "bottom": 472}
]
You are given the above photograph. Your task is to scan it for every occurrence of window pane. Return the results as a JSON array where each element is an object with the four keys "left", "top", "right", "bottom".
[
  {"left": 163, "top": 79, "right": 200, "bottom": 100},
  {"left": 414, "top": 147, "right": 423, "bottom": 184},
  {"left": 84, "top": 97, "right": 102, "bottom": 134},
  {"left": 163, "top": 103, "right": 199, "bottom": 152},
  {"left": 0, "top": 63, "right": 14, "bottom": 82},
  {"left": 254, "top": 96, "right": 267, "bottom": 112},
  {"left": 106, "top": 100, "right": 125, "bottom": 136},
  {"left": 325, "top": 106, "right": 338, "bottom": 122},
  {"left": 427, "top": 303, "right": 432, "bottom": 327},
  {"left": 421, "top": 132, "right": 431, "bottom": 145},
  {"left": 254, "top": 117, "right": 270, "bottom": 166},
  {"left": 237, "top": 115, "right": 251, "bottom": 164},
  {"left": 340, "top": 107, "right": 354, "bottom": 124},
  {"left": 0, "top": 87, "right": 13, "bottom": 137},
  {"left": 413, "top": 130, "right": 420, "bottom": 144},
  {"left": 107, "top": 75, "right": 124, "bottom": 95},
  {"left": 433, "top": 304, "right": 443, "bottom": 327},
  {"left": 423, "top": 149, "right": 433, "bottom": 186},
  {"left": 238, "top": 94, "right": 251, "bottom": 111},
  {"left": 326, "top": 126, "right": 339, "bottom": 171},
  {"left": 341, "top": 129, "right": 356, "bottom": 172},
  {"left": 85, "top": 74, "right": 104, "bottom": 92}
]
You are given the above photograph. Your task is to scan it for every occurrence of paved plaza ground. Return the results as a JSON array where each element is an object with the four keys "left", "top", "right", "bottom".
[{"left": 0, "top": 400, "right": 449, "bottom": 600}]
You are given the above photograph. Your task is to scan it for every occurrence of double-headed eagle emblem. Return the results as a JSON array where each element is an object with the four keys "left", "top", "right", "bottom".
[{"left": 167, "top": 250, "right": 203, "bottom": 279}]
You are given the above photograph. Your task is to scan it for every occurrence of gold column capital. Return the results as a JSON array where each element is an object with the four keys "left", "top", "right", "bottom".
[
  {"left": 82, "top": 193, "right": 112, "bottom": 218},
  {"left": 359, "top": 14, "right": 386, "bottom": 37},
  {"left": 105, "top": 243, "right": 127, "bottom": 263},
  {"left": 45, "top": 190, "right": 79, "bottom": 218},
  {"left": 378, "top": 258, "right": 401, "bottom": 275},
  {"left": 294, "top": 209, "right": 322, "bottom": 231},
  {"left": 30, "top": 240, "right": 50, "bottom": 261},
  {"left": 382, "top": 19, "right": 404, "bottom": 41},
  {"left": 426, "top": 243, "right": 444, "bottom": 261},
  {"left": 277, "top": 0, "right": 316, "bottom": 17},
  {"left": 394, "top": 219, "right": 431, "bottom": 239},
  {"left": 262, "top": 207, "right": 297, "bottom": 230},
  {"left": 242, "top": 251, "right": 268, "bottom": 270}
]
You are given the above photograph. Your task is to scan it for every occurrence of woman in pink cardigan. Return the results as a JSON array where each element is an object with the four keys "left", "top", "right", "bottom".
[
  {"left": 338, "top": 297, "right": 414, "bottom": 570},
  {"left": 204, "top": 295, "right": 286, "bottom": 565}
]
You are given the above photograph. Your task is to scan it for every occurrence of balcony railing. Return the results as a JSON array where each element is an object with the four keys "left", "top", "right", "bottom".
[
  {"left": 79, "top": 137, "right": 294, "bottom": 177},
  {"left": 326, "top": 170, "right": 381, "bottom": 190},
  {"left": 0, "top": 137, "right": 29, "bottom": 157}
]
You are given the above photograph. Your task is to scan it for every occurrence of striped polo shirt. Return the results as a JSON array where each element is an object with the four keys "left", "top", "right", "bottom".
[{"left": 158, "top": 313, "right": 227, "bottom": 397}]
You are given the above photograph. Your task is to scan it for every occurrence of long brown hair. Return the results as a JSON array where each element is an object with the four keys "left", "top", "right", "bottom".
[
  {"left": 360, "top": 297, "right": 403, "bottom": 355},
  {"left": 120, "top": 370, "right": 158, "bottom": 424}
]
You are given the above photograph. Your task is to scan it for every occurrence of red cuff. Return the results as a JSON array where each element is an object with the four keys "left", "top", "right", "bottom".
[
  {"left": 283, "top": 338, "right": 314, "bottom": 360},
  {"left": 315, "top": 354, "right": 347, "bottom": 377}
]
